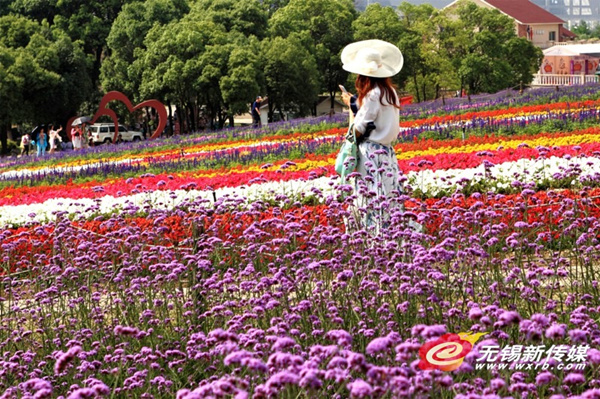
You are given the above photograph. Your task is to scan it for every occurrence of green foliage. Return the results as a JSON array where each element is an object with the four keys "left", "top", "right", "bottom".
[
  {"left": 445, "top": 2, "right": 542, "bottom": 95},
  {"left": 353, "top": 3, "right": 405, "bottom": 43},
  {"left": 572, "top": 20, "right": 591, "bottom": 38},
  {"left": 0, "top": 15, "right": 90, "bottom": 126},
  {"left": 7, "top": 0, "right": 57, "bottom": 22},
  {"left": 101, "top": 0, "right": 190, "bottom": 99},
  {"left": 195, "top": 0, "right": 268, "bottom": 39},
  {"left": 270, "top": 0, "right": 356, "bottom": 97},
  {"left": 262, "top": 34, "right": 320, "bottom": 118}
]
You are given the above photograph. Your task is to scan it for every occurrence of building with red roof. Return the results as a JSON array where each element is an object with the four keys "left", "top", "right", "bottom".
[{"left": 445, "top": 0, "right": 576, "bottom": 49}]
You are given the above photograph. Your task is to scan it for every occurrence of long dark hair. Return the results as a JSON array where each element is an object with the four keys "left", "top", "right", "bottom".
[{"left": 355, "top": 75, "right": 400, "bottom": 109}]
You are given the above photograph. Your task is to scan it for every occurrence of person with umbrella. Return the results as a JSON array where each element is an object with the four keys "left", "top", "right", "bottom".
[
  {"left": 71, "top": 116, "right": 91, "bottom": 150},
  {"left": 71, "top": 125, "right": 82, "bottom": 150}
]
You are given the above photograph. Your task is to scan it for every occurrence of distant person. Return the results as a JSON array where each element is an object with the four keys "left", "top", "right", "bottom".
[
  {"left": 71, "top": 125, "right": 82, "bottom": 150},
  {"left": 20, "top": 133, "right": 31, "bottom": 156},
  {"left": 251, "top": 96, "right": 263, "bottom": 127},
  {"left": 85, "top": 125, "right": 93, "bottom": 147},
  {"left": 37, "top": 128, "right": 48, "bottom": 157},
  {"left": 48, "top": 125, "right": 63, "bottom": 154}
]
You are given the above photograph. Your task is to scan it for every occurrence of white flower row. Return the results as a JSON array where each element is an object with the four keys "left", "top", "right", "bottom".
[
  {"left": 0, "top": 176, "right": 338, "bottom": 227},
  {"left": 1, "top": 153, "right": 598, "bottom": 227},
  {"left": 406, "top": 154, "right": 600, "bottom": 196}
]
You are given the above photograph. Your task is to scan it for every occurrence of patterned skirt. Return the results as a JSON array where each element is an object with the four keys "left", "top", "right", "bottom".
[{"left": 352, "top": 140, "right": 420, "bottom": 235}]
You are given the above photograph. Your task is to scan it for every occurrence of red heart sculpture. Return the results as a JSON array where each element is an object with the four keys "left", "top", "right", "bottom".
[{"left": 68, "top": 91, "right": 168, "bottom": 143}]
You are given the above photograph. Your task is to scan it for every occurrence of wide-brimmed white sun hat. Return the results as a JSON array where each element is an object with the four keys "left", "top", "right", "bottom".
[{"left": 341, "top": 39, "right": 403, "bottom": 78}]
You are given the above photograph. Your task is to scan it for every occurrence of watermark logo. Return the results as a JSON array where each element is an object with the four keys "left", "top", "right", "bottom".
[{"left": 418, "top": 332, "right": 486, "bottom": 371}]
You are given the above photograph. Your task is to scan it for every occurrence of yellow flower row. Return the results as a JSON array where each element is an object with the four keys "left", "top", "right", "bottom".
[{"left": 397, "top": 132, "right": 600, "bottom": 159}]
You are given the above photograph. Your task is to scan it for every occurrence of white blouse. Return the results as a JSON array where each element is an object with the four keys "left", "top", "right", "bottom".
[
  {"left": 49, "top": 130, "right": 62, "bottom": 142},
  {"left": 354, "top": 86, "right": 400, "bottom": 146}
]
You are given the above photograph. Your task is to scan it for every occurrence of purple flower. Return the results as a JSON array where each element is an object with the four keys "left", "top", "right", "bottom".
[
  {"left": 568, "top": 329, "right": 588, "bottom": 343},
  {"left": 365, "top": 336, "right": 392, "bottom": 355},
  {"left": 265, "top": 371, "right": 300, "bottom": 390},
  {"left": 498, "top": 311, "right": 521, "bottom": 325},
  {"left": 587, "top": 348, "right": 600, "bottom": 365},
  {"left": 272, "top": 337, "right": 296, "bottom": 351},
  {"left": 582, "top": 389, "right": 600, "bottom": 398},
  {"left": 347, "top": 379, "right": 373, "bottom": 398},
  {"left": 114, "top": 325, "right": 140, "bottom": 336},
  {"left": 468, "top": 307, "right": 483, "bottom": 320},
  {"left": 490, "top": 378, "right": 505, "bottom": 390},
  {"left": 223, "top": 350, "right": 254, "bottom": 366},
  {"left": 420, "top": 324, "right": 447, "bottom": 339},
  {"left": 545, "top": 324, "right": 566, "bottom": 339},
  {"left": 564, "top": 372, "right": 586, "bottom": 385},
  {"left": 326, "top": 330, "right": 353, "bottom": 346},
  {"left": 530, "top": 313, "right": 549, "bottom": 327},
  {"left": 54, "top": 346, "right": 82, "bottom": 375},
  {"left": 67, "top": 388, "right": 96, "bottom": 399},
  {"left": 535, "top": 371, "right": 554, "bottom": 385}
]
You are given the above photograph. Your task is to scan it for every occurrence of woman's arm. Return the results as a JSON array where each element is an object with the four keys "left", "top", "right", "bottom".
[
  {"left": 353, "top": 91, "right": 380, "bottom": 135},
  {"left": 341, "top": 91, "right": 355, "bottom": 126}
]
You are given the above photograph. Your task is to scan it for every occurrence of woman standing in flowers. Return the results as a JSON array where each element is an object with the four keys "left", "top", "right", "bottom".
[
  {"left": 20, "top": 133, "right": 31, "bottom": 156},
  {"left": 71, "top": 124, "right": 82, "bottom": 150},
  {"left": 48, "top": 124, "right": 63, "bottom": 154},
  {"left": 340, "top": 40, "right": 416, "bottom": 233},
  {"left": 36, "top": 128, "right": 48, "bottom": 157}
]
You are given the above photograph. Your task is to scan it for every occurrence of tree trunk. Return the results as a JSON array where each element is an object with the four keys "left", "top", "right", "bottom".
[
  {"left": 412, "top": 74, "right": 421, "bottom": 103},
  {"left": 0, "top": 124, "right": 7, "bottom": 155},
  {"left": 192, "top": 102, "right": 197, "bottom": 132},
  {"left": 268, "top": 98, "right": 274, "bottom": 123},
  {"left": 168, "top": 101, "right": 173, "bottom": 137},
  {"left": 144, "top": 107, "right": 151, "bottom": 139},
  {"left": 183, "top": 103, "right": 190, "bottom": 134}
]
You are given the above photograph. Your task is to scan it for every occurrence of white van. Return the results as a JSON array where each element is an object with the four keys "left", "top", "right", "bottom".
[{"left": 89, "top": 123, "right": 144, "bottom": 144}]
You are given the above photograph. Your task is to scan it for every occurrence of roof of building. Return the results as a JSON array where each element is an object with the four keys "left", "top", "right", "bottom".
[
  {"left": 544, "top": 44, "right": 600, "bottom": 57},
  {"left": 446, "top": 0, "right": 564, "bottom": 25},
  {"left": 560, "top": 26, "right": 577, "bottom": 39},
  {"left": 317, "top": 95, "right": 346, "bottom": 108}
]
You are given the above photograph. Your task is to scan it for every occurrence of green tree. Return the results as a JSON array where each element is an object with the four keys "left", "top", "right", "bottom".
[
  {"left": 572, "top": 20, "right": 591, "bottom": 38},
  {"left": 504, "top": 37, "right": 543, "bottom": 90},
  {"left": 138, "top": 19, "right": 214, "bottom": 132},
  {"left": 138, "top": 0, "right": 267, "bottom": 131},
  {"left": 352, "top": 3, "right": 405, "bottom": 44},
  {"left": 442, "top": 2, "right": 539, "bottom": 95},
  {"left": 270, "top": 0, "right": 356, "bottom": 112},
  {"left": 396, "top": 3, "right": 455, "bottom": 102},
  {"left": 195, "top": 0, "right": 268, "bottom": 39},
  {"left": 53, "top": 0, "right": 135, "bottom": 84},
  {"left": 8, "top": 0, "right": 58, "bottom": 23},
  {"left": 0, "top": 15, "right": 90, "bottom": 153},
  {"left": 262, "top": 33, "right": 319, "bottom": 120},
  {"left": 262, "top": 0, "right": 290, "bottom": 16},
  {"left": 101, "top": 0, "right": 189, "bottom": 99},
  {"left": 0, "top": 0, "right": 10, "bottom": 16},
  {"left": 220, "top": 38, "right": 263, "bottom": 120}
]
